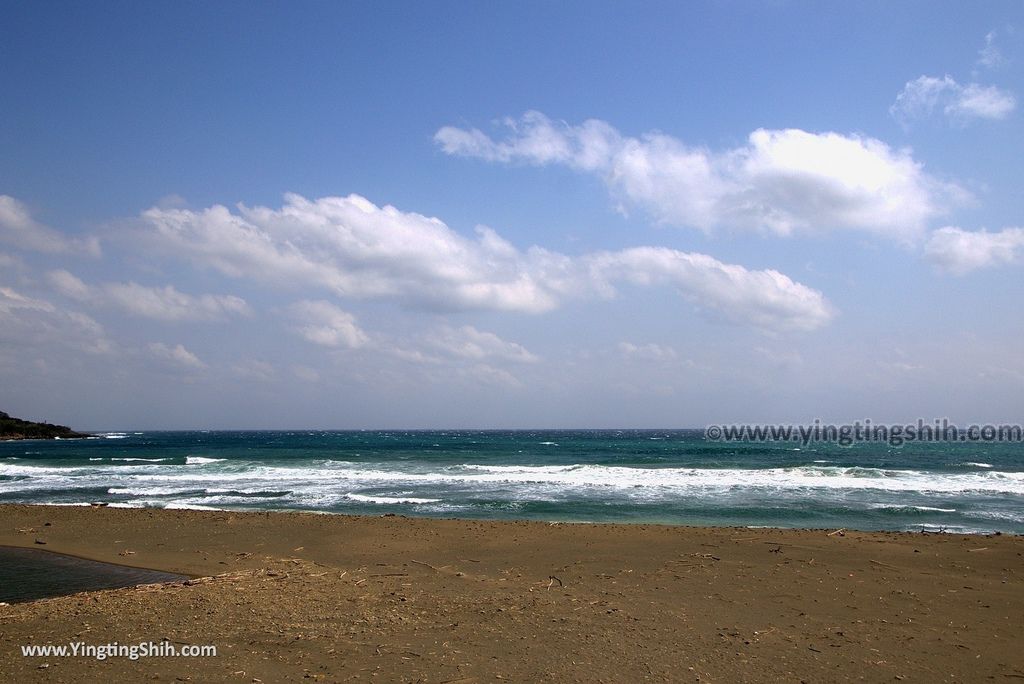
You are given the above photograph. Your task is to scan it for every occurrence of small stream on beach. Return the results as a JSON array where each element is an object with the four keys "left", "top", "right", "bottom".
[{"left": 0, "top": 546, "right": 186, "bottom": 603}]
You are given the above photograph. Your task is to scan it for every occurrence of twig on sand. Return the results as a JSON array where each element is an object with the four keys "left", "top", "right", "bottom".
[
  {"left": 689, "top": 553, "right": 721, "bottom": 561},
  {"left": 411, "top": 559, "right": 444, "bottom": 571},
  {"left": 869, "top": 559, "right": 900, "bottom": 571},
  {"left": 827, "top": 528, "right": 846, "bottom": 537},
  {"left": 547, "top": 575, "right": 564, "bottom": 589}
]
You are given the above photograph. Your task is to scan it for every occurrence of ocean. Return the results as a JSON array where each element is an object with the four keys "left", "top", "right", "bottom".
[{"left": 1, "top": 430, "right": 1021, "bottom": 534}]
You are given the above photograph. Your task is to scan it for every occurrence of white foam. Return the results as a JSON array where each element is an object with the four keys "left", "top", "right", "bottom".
[
  {"left": 963, "top": 510, "right": 1024, "bottom": 523},
  {"left": 869, "top": 504, "right": 957, "bottom": 513},
  {"left": 345, "top": 493, "right": 441, "bottom": 505},
  {"left": 108, "top": 486, "right": 202, "bottom": 496},
  {"left": 110, "top": 457, "right": 170, "bottom": 462},
  {"left": 960, "top": 462, "right": 994, "bottom": 468},
  {"left": 186, "top": 456, "right": 225, "bottom": 465},
  {"left": 6, "top": 460, "right": 1024, "bottom": 496},
  {"left": 164, "top": 502, "right": 223, "bottom": 511}
]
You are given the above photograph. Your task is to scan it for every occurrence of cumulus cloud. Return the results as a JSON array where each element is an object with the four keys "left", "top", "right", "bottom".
[
  {"left": 586, "top": 247, "right": 833, "bottom": 332},
  {"left": 436, "top": 112, "right": 959, "bottom": 241},
  {"left": 141, "top": 194, "right": 574, "bottom": 314},
  {"left": 924, "top": 226, "right": 1024, "bottom": 274},
  {"left": 148, "top": 342, "right": 206, "bottom": 369},
  {"left": 139, "top": 193, "right": 833, "bottom": 332},
  {"left": 288, "top": 300, "right": 369, "bottom": 349},
  {"left": 891, "top": 75, "right": 1016, "bottom": 124},
  {"left": 0, "top": 195, "right": 101, "bottom": 256},
  {"left": 46, "top": 270, "right": 251, "bottom": 321}
]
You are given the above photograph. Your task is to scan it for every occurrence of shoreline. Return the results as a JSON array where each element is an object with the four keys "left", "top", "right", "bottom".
[
  {"left": 3, "top": 500, "right": 1014, "bottom": 537},
  {"left": 2, "top": 504, "right": 1022, "bottom": 681}
]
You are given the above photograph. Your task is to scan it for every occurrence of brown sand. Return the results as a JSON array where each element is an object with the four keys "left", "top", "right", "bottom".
[{"left": 0, "top": 505, "right": 1021, "bottom": 683}]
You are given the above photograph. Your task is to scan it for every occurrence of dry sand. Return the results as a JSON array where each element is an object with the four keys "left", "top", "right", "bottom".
[{"left": 0, "top": 504, "right": 1021, "bottom": 682}]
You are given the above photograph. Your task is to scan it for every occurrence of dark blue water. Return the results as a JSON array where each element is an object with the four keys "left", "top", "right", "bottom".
[{"left": 1, "top": 430, "right": 1021, "bottom": 533}]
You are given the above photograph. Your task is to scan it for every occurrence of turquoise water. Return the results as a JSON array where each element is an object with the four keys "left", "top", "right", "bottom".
[{"left": 1, "top": 430, "right": 1021, "bottom": 534}]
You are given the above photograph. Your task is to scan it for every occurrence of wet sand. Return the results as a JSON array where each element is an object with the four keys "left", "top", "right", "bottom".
[{"left": 0, "top": 504, "right": 1021, "bottom": 682}]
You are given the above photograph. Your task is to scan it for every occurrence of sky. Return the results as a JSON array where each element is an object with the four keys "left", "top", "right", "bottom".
[{"left": 1, "top": 1, "right": 1022, "bottom": 430}]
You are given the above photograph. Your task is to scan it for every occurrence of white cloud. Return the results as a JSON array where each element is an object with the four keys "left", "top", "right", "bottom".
[
  {"left": 586, "top": 247, "right": 833, "bottom": 332},
  {"left": 891, "top": 75, "right": 1016, "bottom": 124},
  {"left": 436, "top": 112, "right": 958, "bottom": 241},
  {"left": 103, "top": 282, "right": 250, "bottom": 321},
  {"left": 291, "top": 365, "right": 320, "bottom": 383},
  {"left": 978, "top": 30, "right": 1007, "bottom": 70},
  {"left": 47, "top": 269, "right": 94, "bottom": 301},
  {"left": 0, "top": 195, "right": 101, "bottom": 256},
  {"left": 460, "top": 363, "right": 523, "bottom": 388},
  {"left": 0, "top": 286, "right": 54, "bottom": 315},
  {"left": 924, "top": 226, "right": 1024, "bottom": 274},
  {"left": 288, "top": 300, "right": 369, "bottom": 349},
  {"left": 618, "top": 342, "right": 677, "bottom": 362},
  {"left": 141, "top": 194, "right": 573, "bottom": 315},
  {"left": 46, "top": 270, "right": 251, "bottom": 321},
  {"left": 140, "top": 193, "right": 832, "bottom": 332},
  {"left": 425, "top": 325, "right": 539, "bottom": 363},
  {"left": 0, "top": 286, "right": 112, "bottom": 355},
  {"left": 148, "top": 342, "right": 206, "bottom": 369},
  {"left": 232, "top": 359, "right": 276, "bottom": 381}
]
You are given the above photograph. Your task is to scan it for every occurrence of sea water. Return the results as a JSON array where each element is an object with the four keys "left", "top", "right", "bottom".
[{"left": 1, "top": 430, "right": 1021, "bottom": 534}]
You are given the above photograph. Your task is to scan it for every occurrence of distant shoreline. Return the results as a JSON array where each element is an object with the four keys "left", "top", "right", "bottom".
[{"left": 0, "top": 410, "right": 91, "bottom": 441}]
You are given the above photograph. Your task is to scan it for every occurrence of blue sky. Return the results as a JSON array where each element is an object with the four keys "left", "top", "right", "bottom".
[{"left": 1, "top": 1, "right": 1022, "bottom": 429}]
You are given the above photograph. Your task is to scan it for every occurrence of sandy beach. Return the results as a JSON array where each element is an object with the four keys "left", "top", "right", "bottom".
[{"left": 0, "top": 505, "right": 1021, "bottom": 682}]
